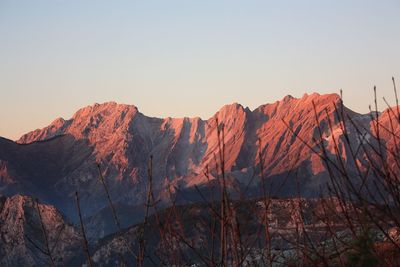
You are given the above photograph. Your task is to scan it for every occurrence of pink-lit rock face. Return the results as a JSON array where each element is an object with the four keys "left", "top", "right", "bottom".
[
  {"left": 17, "top": 117, "right": 69, "bottom": 144},
  {"left": 371, "top": 106, "right": 400, "bottom": 172},
  {"left": 253, "top": 93, "right": 360, "bottom": 175},
  {"left": 2, "top": 93, "right": 387, "bottom": 221}
]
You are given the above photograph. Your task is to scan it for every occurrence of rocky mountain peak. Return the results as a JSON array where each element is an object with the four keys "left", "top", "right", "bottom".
[
  {"left": 72, "top": 101, "right": 138, "bottom": 120},
  {"left": 18, "top": 102, "right": 139, "bottom": 144}
]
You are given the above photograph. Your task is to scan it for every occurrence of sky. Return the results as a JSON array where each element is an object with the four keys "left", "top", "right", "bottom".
[{"left": 0, "top": 0, "right": 399, "bottom": 140}]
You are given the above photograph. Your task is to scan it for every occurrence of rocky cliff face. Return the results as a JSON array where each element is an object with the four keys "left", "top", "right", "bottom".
[
  {"left": 0, "top": 94, "right": 379, "bottom": 224},
  {"left": 0, "top": 195, "right": 81, "bottom": 266}
]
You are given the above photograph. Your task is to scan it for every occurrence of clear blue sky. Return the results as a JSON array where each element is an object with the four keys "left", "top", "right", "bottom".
[{"left": 0, "top": 0, "right": 399, "bottom": 140}]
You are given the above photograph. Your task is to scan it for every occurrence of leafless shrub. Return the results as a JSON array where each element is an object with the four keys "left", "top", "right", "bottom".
[{"left": 75, "top": 191, "right": 93, "bottom": 267}]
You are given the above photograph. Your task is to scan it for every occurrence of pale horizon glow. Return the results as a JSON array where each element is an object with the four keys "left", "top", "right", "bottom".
[{"left": 1, "top": 0, "right": 399, "bottom": 140}]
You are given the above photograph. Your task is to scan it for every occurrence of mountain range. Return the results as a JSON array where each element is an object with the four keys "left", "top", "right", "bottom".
[
  {"left": 2, "top": 92, "right": 400, "bottom": 265},
  {"left": 0, "top": 93, "right": 387, "bottom": 230}
]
